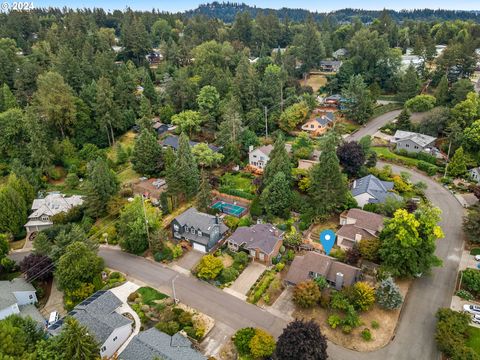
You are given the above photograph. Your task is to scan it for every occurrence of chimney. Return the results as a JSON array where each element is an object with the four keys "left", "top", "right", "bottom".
[
  {"left": 249, "top": 145, "right": 254, "bottom": 153},
  {"left": 335, "top": 272, "right": 344, "bottom": 290},
  {"left": 354, "top": 233, "right": 362, "bottom": 242},
  {"left": 215, "top": 215, "right": 219, "bottom": 225}
]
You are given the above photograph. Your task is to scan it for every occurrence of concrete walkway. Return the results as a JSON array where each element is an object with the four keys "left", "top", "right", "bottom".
[
  {"left": 109, "top": 281, "right": 141, "bottom": 355},
  {"left": 230, "top": 262, "right": 266, "bottom": 295}
]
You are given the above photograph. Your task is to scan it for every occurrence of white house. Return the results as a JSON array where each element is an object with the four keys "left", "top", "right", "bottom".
[
  {"left": 391, "top": 130, "right": 437, "bottom": 154},
  {"left": 470, "top": 167, "right": 480, "bottom": 184},
  {"left": 248, "top": 145, "right": 274, "bottom": 170},
  {"left": 24, "top": 192, "right": 84, "bottom": 233},
  {"left": 49, "top": 290, "right": 132, "bottom": 359},
  {"left": 0, "top": 278, "right": 38, "bottom": 321}
]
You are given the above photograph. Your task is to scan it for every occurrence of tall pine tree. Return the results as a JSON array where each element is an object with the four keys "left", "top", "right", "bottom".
[
  {"left": 84, "top": 157, "right": 119, "bottom": 217},
  {"left": 262, "top": 134, "right": 292, "bottom": 187},
  {"left": 131, "top": 128, "right": 163, "bottom": 176},
  {"left": 309, "top": 134, "right": 348, "bottom": 218},
  {"left": 196, "top": 171, "right": 213, "bottom": 212},
  {"left": 175, "top": 133, "right": 200, "bottom": 200}
]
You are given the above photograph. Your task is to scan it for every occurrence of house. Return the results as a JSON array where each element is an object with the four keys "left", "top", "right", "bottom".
[
  {"left": 391, "top": 130, "right": 436, "bottom": 154},
  {"left": 248, "top": 145, "right": 273, "bottom": 170},
  {"left": 333, "top": 48, "right": 348, "bottom": 59},
  {"left": 400, "top": 54, "right": 424, "bottom": 70},
  {"left": 337, "top": 209, "right": 386, "bottom": 249},
  {"left": 298, "top": 159, "right": 319, "bottom": 171},
  {"left": 469, "top": 167, "right": 480, "bottom": 184},
  {"left": 301, "top": 112, "right": 335, "bottom": 136},
  {"left": 119, "top": 328, "right": 206, "bottom": 360},
  {"left": 227, "top": 224, "right": 284, "bottom": 264},
  {"left": 285, "top": 252, "right": 361, "bottom": 290},
  {"left": 24, "top": 192, "right": 84, "bottom": 233},
  {"left": 324, "top": 94, "right": 342, "bottom": 107},
  {"left": 0, "top": 278, "right": 40, "bottom": 322},
  {"left": 351, "top": 175, "right": 402, "bottom": 208},
  {"left": 319, "top": 60, "right": 342, "bottom": 72},
  {"left": 146, "top": 49, "right": 163, "bottom": 65},
  {"left": 160, "top": 135, "right": 221, "bottom": 153},
  {"left": 171, "top": 207, "right": 228, "bottom": 253},
  {"left": 48, "top": 290, "right": 132, "bottom": 359},
  {"left": 152, "top": 120, "right": 176, "bottom": 136}
]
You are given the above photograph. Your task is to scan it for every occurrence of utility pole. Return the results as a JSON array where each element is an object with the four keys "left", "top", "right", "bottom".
[
  {"left": 443, "top": 140, "right": 452, "bottom": 178},
  {"left": 264, "top": 106, "right": 268, "bottom": 138},
  {"left": 172, "top": 275, "right": 179, "bottom": 304},
  {"left": 141, "top": 195, "right": 151, "bottom": 249}
]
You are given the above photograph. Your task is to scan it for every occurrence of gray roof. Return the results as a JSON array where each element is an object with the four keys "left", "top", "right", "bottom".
[
  {"left": 314, "top": 112, "right": 334, "bottom": 127},
  {"left": 119, "top": 328, "right": 206, "bottom": 360},
  {"left": 252, "top": 144, "right": 274, "bottom": 157},
  {"left": 228, "top": 224, "right": 283, "bottom": 255},
  {"left": 393, "top": 130, "right": 436, "bottom": 148},
  {"left": 320, "top": 60, "right": 342, "bottom": 67},
  {"left": 174, "top": 208, "right": 228, "bottom": 238},
  {"left": 160, "top": 135, "right": 221, "bottom": 153},
  {"left": 0, "top": 278, "right": 36, "bottom": 309},
  {"left": 351, "top": 175, "right": 401, "bottom": 204},
  {"left": 50, "top": 291, "right": 131, "bottom": 345}
]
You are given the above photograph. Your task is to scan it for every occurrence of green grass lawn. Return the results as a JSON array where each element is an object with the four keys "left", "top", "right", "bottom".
[
  {"left": 117, "top": 165, "right": 140, "bottom": 184},
  {"left": 466, "top": 326, "right": 480, "bottom": 354},
  {"left": 220, "top": 173, "right": 256, "bottom": 193},
  {"left": 0, "top": 271, "right": 21, "bottom": 281},
  {"left": 471, "top": 249, "right": 480, "bottom": 256},
  {"left": 137, "top": 286, "right": 168, "bottom": 306},
  {"left": 373, "top": 147, "right": 420, "bottom": 167}
]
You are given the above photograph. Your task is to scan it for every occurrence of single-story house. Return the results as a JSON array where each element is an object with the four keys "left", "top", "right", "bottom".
[
  {"left": 0, "top": 278, "right": 40, "bottom": 322},
  {"left": 119, "top": 328, "right": 206, "bottom": 360},
  {"left": 152, "top": 121, "right": 176, "bottom": 136},
  {"left": 301, "top": 112, "right": 335, "bottom": 136},
  {"left": 323, "top": 94, "right": 342, "bottom": 107},
  {"left": 227, "top": 224, "right": 284, "bottom": 264},
  {"left": 351, "top": 175, "right": 402, "bottom": 208},
  {"left": 469, "top": 167, "right": 480, "bottom": 184},
  {"left": 333, "top": 48, "right": 348, "bottom": 59},
  {"left": 391, "top": 130, "right": 436, "bottom": 154},
  {"left": 24, "top": 192, "right": 84, "bottom": 233},
  {"left": 285, "top": 252, "right": 361, "bottom": 290},
  {"left": 171, "top": 207, "right": 228, "bottom": 253},
  {"left": 49, "top": 290, "right": 132, "bottom": 359},
  {"left": 248, "top": 145, "right": 274, "bottom": 170},
  {"left": 160, "top": 135, "right": 221, "bottom": 153},
  {"left": 319, "top": 60, "right": 342, "bottom": 72},
  {"left": 337, "top": 209, "right": 386, "bottom": 249}
]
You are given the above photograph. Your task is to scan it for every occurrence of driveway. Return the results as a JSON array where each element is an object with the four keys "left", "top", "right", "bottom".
[
  {"left": 40, "top": 279, "right": 66, "bottom": 318},
  {"left": 229, "top": 262, "right": 266, "bottom": 296},
  {"left": 346, "top": 109, "right": 401, "bottom": 142},
  {"left": 170, "top": 250, "right": 203, "bottom": 275}
]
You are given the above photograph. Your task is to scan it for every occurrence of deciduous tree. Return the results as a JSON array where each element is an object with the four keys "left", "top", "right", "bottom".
[
  {"left": 293, "top": 280, "right": 321, "bottom": 308},
  {"left": 337, "top": 141, "right": 365, "bottom": 177}
]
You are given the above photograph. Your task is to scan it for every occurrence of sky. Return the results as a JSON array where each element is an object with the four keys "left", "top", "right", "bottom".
[{"left": 31, "top": 0, "right": 480, "bottom": 12}]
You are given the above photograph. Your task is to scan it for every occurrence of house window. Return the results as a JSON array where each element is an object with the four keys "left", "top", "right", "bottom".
[
  {"left": 113, "top": 336, "right": 117, "bottom": 342},
  {"left": 29, "top": 294, "right": 33, "bottom": 300},
  {"left": 173, "top": 224, "right": 179, "bottom": 231},
  {"left": 260, "top": 156, "right": 264, "bottom": 161},
  {"left": 405, "top": 144, "right": 410, "bottom": 148},
  {"left": 253, "top": 154, "right": 257, "bottom": 158},
  {"left": 310, "top": 124, "right": 314, "bottom": 128},
  {"left": 101, "top": 346, "right": 106, "bottom": 352},
  {"left": 191, "top": 228, "right": 196, "bottom": 235},
  {"left": 198, "top": 231, "right": 202, "bottom": 237},
  {"left": 185, "top": 227, "right": 189, "bottom": 233},
  {"left": 41, "top": 216, "right": 49, "bottom": 221},
  {"left": 414, "top": 146, "right": 418, "bottom": 149}
]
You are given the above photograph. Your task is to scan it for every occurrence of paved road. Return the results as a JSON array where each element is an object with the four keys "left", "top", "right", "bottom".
[{"left": 346, "top": 109, "right": 401, "bottom": 142}]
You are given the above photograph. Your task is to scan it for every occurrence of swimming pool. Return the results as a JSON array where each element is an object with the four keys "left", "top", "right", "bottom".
[{"left": 211, "top": 201, "right": 247, "bottom": 217}]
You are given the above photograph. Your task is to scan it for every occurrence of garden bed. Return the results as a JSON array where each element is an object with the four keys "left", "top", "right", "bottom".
[{"left": 292, "top": 279, "right": 411, "bottom": 351}]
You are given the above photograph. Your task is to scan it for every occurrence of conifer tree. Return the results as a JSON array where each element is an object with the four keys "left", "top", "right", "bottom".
[
  {"left": 447, "top": 146, "right": 467, "bottom": 177},
  {"left": 396, "top": 109, "right": 412, "bottom": 131},
  {"left": 56, "top": 317, "right": 99, "bottom": 360},
  {"left": 84, "top": 158, "right": 119, "bottom": 217},
  {"left": 261, "top": 172, "right": 292, "bottom": 218},
  {"left": 435, "top": 75, "right": 450, "bottom": 106},
  {"left": 262, "top": 134, "right": 292, "bottom": 187},
  {"left": 398, "top": 64, "right": 421, "bottom": 102},
  {"left": 0, "top": 83, "right": 18, "bottom": 112},
  {"left": 132, "top": 128, "right": 163, "bottom": 176},
  {"left": 175, "top": 133, "right": 200, "bottom": 200},
  {"left": 196, "top": 171, "right": 213, "bottom": 212},
  {"left": 309, "top": 134, "right": 348, "bottom": 218}
]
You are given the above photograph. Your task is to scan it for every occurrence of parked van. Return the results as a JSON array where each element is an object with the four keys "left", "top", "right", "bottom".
[{"left": 48, "top": 311, "right": 59, "bottom": 326}]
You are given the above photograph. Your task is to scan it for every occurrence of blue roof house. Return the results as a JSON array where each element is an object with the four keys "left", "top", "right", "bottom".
[{"left": 351, "top": 175, "right": 402, "bottom": 208}]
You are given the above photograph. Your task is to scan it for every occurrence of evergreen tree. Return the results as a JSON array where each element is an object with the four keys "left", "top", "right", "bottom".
[
  {"left": 233, "top": 57, "right": 258, "bottom": 114},
  {"left": 263, "top": 134, "right": 292, "bottom": 187},
  {"left": 376, "top": 277, "right": 403, "bottom": 310},
  {"left": 84, "top": 157, "right": 119, "bottom": 217},
  {"left": 95, "top": 77, "right": 118, "bottom": 146},
  {"left": 435, "top": 75, "right": 450, "bottom": 106},
  {"left": 342, "top": 75, "right": 374, "bottom": 124},
  {"left": 216, "top": 103, "right": 244, "bottom": 163},
  {"left": 396, "top": 109, "right": 412, "bottom": 131},
  {"left": 131, "top": 129, "right": 163, "bottom": 176},
  {"left": 0, "top": 83, "right": 18, "bottom": 112},
  {"left": 56, "top": 317, "right": 99, "bottom": 360},
  {"left": 309, "top": 134, "right": 348, "bottom": 218},
  {"left": 196, "top": 171, "right": 213, "bottom": 212},
  {"left": 397, "top": 64, "right": 421, "bottom": 102},
  {"left": 447, "top": 146, "right": 467, "bottom": 177},
  {"left": 175, "top": 133, "right": 200, "bottom": 200},
  {"left": 261, "top": 172, "right": 292, "bottom": 219}
]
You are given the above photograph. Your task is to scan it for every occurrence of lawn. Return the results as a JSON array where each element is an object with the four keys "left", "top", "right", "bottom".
[
  {"left": 0, "top": 271, "right": 21, "bottom": 281},
  {"left": 303, "top": 74, "right": 328, "bottom": 93},
  {"left": 107, "top": 131, "right": 136, "bottom": 161},
  {"left": 220, "top": 173, "right": 255, "bottom": 193},
  {"left": 467, "top": 326, "right": 480, "bottom": 354},
  {"left": 117, "top": 165, "right": 140, "bottom": 184},
  {"left": 373, "top": 147, "right": 420, "bottom": 167},
  {"left": 471, "top": 249, "right": 480, "bottom": 256},
  {"left": 137, "top": 286, "right": 168, "bottom": 306},
  {"left": 9, "top": 239, "right": 26, "bottom": 251}
]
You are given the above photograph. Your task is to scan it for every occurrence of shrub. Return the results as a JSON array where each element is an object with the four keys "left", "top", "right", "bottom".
[
  {"left": 462, "top": 268, "right": 480, "bottom": 295},
  {"left": 233, "top": 327, "right": 256, "bottom": 356},
  {"left": 156, "top": 321, "right": 180, "bottom": 336},
  {"left": 435, "top": 308, "right": 472, "bottom": 359},
  {"left": 361, "top": 328, "right": 373, "bottom": 341},
  {"left": 405, "top": 94, "right": 436, "bottom": 112},
  {"left": 233, "top": 251, "right": 249, "bottom": 267},
  {"left": 275, "top": 262, "right": 285, "bottom": 272},
  {"left": 197, "top": 254, "right": 224, "bottom": 280},
  {"left": 249, "top": 329, "right": 276, "bottom": 359},
  {"left": 154, "top": 247, "right": 174, "bottom": 262},
  {"left": 352, "top": 282, "right": 376, "bottom": 311},
  {"left": 455, "top": 289, "right": 474, "bottom": 301},
  {"left": 328, "top": 314, "right": 342, "bottom": 329},
  {"left": 417, "top": 161, "right": 438, "bottom": 176},
  {"left": 218, "top": 267, "right": 239, "bottom": 284},
  {"left": 293, "top": 280, "right": 321, "bottom": 308},
  {"left": 359, "top": 237, "right": 381, "bottom": 262},
  {"left": 238, "top": 216, "right": 252, "bottom": 227},
  {"left": 223, "top": 215, "right": 240, "bottom": 230},
  {"left": 330, "top": 247, "right": 346, "bottom": 262},
  {"left": 371, "top": 320, "right": 380, "bottom": 329},
  {"left": 313, "top": 276, "right": 328, "bottom": 291},
  {"left": 376, "top": 277, "right": 403, "bottom": 310},
  {"left": 249, "top": 271, "right": 275, "bottom": 303},
  {"left": 342, "top": 325, "right": 353, "bottom": 334},
  {"left": 172, "top": 244, "right": 183, "bottom": 259}
]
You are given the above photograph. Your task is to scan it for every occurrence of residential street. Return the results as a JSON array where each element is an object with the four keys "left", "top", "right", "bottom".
[
  {"left": 8, "top": 112, "right": 465, "bottom": 359},
  {"left": 346, "top": 109, "right": 401, "bottom": 142}
]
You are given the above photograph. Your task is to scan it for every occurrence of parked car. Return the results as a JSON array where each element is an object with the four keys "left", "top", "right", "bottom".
[
  {"left": 48, "top": 311, "right": 59, "bottom": 326},
  {"left": 474, "top": 255, "right": 480, "bottom": 261},
  {"left": 464, "top": 304, "right": 480, "bottom": 315},
  {"left": 472, "top": 314, "right": 480, "bottom": 325}
]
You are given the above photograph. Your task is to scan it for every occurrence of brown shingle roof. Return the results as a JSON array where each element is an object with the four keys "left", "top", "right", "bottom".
[
  {"left": 343, "top": 209, "right": 385, "bottom": 233},
  {"left": 337, "top": 224, "right": 374, "bottom": 242},
  {"left": 285, "top": 252, "right": 360, "bottom": 287}
]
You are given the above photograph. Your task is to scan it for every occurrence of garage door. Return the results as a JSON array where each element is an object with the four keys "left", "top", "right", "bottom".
[{"left": 193, "top": 242, "right": 206, "bottom": 253}]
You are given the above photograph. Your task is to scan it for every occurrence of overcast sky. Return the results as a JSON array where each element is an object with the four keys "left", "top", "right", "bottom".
[{"left": 32, "top": 0, "right": 480, "bottom": 12}]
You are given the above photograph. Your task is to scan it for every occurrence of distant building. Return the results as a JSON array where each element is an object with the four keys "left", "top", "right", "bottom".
[
  {"left": 391, "top": 130, "right": 436, "bottom": 154},
  {"left": 48, "top": 290, "right": 132, "bottom": 359},
  {"left": 351, "top": 175, "right": 402, "bottom": 208},
  {"left": 337, "top": 209, "right": 386, "bottom": 249},
  {"left": 24, "top": 193, "right": 83, "bottom": 233},
  {"left": 227, "top": 223, "right": 284, "bottom": 264},
  {"left": 248, "top": 145, "right": 273, "bottom": 170},
  {"left": 333, "top": 48, "right": 348, "bottom": 59},
  {"left": 119, "top": 328, "right": 206, "bottom": 360},
  {"left": 469, "top": 167, "right": 480, "bottom": 184},
  {"left": 171, "top": 207, "right": 228, "bottom": 253},
  {"left": 0, "top": 278, "right": 39, "bottom": 321},
  {"left": 319, "top": 60, "right": 342, "bottom": 72},
  {"left": 301, "top": 112, "right": 335, "bottom": 136},
  {"left": 160, "top": 135, "right": 221, "bottom": 153}
]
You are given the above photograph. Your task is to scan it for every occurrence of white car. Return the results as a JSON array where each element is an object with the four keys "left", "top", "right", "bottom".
[
  {"left": 473, "top": 314, "right": 480, "bottom": 325},
  {"left": 464, "top": 304, "right": 480, "bottom": 315},
  {"left": 475, "top": 255, "right": 480, "bottom": 261}
]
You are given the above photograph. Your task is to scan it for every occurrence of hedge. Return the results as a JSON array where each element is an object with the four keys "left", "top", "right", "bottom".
[
  {"left": 416, "top": 161, "right": 438, "bottom": 176},
  {"left": 219, "top": 187, "right": 256, "bottom": 200}
]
